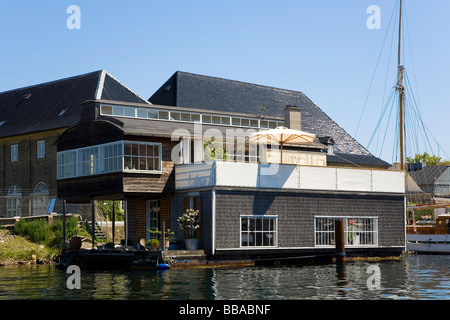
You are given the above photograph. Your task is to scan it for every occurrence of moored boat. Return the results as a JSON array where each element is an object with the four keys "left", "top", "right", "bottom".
[{"left": 407, "top": 213, "right": 450, "bottom": 254}]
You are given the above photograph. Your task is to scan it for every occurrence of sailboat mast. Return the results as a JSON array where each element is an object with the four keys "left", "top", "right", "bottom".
[{"left": 397, "top": 0, "right": 406, "bottom": 171}]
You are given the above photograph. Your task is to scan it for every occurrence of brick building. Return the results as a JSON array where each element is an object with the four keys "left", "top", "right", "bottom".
[{"left": 0, "top": 70, "right": 149, "bottom": 218}]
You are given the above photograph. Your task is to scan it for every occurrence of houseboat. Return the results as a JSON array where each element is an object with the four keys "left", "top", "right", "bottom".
[{"left": 55, "top": 77, "right": 407, "bottom": 264}]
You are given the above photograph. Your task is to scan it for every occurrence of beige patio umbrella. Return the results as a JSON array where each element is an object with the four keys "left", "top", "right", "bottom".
[{"left": 249, "top": 126, "right": 316, "bottom": 164}]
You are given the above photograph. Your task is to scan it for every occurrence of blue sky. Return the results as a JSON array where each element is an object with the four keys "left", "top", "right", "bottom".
[{"left": 1, "top": 0, "right": 449, "bottom": 163}]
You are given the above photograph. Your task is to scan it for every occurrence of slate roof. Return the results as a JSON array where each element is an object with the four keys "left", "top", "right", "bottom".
[
  {"left": 327, "top": 153, "right": 390, "bottom": 168},
  {"left": 150, "top": 71, "right": 373, "bottom": 159},
  {"left": 0, "top": 70, "right": 149, "bottom": 138}
]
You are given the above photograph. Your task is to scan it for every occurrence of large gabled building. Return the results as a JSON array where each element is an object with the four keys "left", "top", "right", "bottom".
[
  {"left": 0, "top": 70, "right": 149, "bottom": 217},
  {"left": 149, "top": 71, "right": 390, "bottom": 169}
]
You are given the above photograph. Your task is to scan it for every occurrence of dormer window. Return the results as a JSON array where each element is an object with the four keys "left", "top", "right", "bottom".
[{"left": 327, "top": 144, "right": 334, "bottom": 155}]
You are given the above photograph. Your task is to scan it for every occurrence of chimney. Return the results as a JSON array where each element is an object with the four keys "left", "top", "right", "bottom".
[{"left": 284, "top": 106, "right": 301, "bottom": 130}]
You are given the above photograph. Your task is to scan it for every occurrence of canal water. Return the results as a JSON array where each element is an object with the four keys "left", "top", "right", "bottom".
[{"left": 0, "top": 254, "right": 449, "bottom": 300}]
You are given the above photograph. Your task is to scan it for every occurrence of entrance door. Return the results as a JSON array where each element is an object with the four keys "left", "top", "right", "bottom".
[{"left": 146, "top": 200, "right": 160, "bottom": 242}]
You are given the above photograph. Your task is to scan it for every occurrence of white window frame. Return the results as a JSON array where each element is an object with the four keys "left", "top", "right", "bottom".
[
  {"left": 37, "top": 140, "right": 45, "bottom": 159},
  {"left": 31, "top": 182, "right": 49, "bottom": 216},
  {"left": 314, "top": 216, "right": 379, "bottom": 247},
  {"left": 240, "top": 215, "right": 278, "bottom": 248},
  {"left": 57, "top": 141, "right": 162, "bottom": 179},
  {"left": 5, "top": 185, "right": 22, "bottom": 218},
  {"left": 123, "top": 141, "right": 162, "bottom": 173},
  {"left": 11, "top": 144, "right": 18, "bottom": 162},
  {"left": 99, "top": 104, "right": 283, "bottom": 130}
]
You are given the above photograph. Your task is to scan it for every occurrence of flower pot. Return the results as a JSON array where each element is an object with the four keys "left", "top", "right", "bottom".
[
  {"left": 185, "top": 238, "right": 199, "bottom": 250},
  {"left": 69, "top": 236, "right": 82, "bottom": 250},
  {"left": 150, "top": 244, "right": 159, "bottom": 251}
]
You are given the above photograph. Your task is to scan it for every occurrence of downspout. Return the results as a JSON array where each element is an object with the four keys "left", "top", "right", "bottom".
[{"left": 212, "top": 188, "right": 216, "bottom": 255}]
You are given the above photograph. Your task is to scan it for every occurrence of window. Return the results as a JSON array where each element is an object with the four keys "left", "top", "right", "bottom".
[
  {"left": 11, "top": 144, "right": 18, "bottom": 162},
  {"left": 182, "top": 195, "right": 201, "bottom": 239},
  {"left": 314, "top": 217, "right": 378, "bottom": 247},
  {"left": 57, "top": 141, "right": 161, "bottom": 179},
  {"left": 100, "top": 142, "right": 123, "bottom": 173},
  {"left": 101, "top": 105, "right": 113, "bottom": 115},
  {"left": 137, "top": 108, "right": 157, "bottom": 119},
  {"left": 5, "top": 185, "right": 21, "bottom": 218},
  {"left": 171, "top": 112, "right": 181, "bottom": 121},
  {"left": 203, "top": 115, "right": 212, "bottom": 124},
  {"left": 191, "top": 114, "right": 201, "bottom": 123},
  {"left": 78, "top": 146, "right": 100, "bottom": 176},
  {"left": 240, "top": 215, "right": 277, "bottom": 247},
  {"left": 32, "top": 182, "right": 49, "bottom": 216},
  {"left": 158, "top": 111, "right": 169, "bottom": 120},
  {"left": 100, "top": 104, "right": 283, "bottom": 130},
  {"left": 57, "top": 150, "right": 77, "bottom": 179},
  {"left": 37, "top": 140, "right": 45, "bottom": 158},
  {"left": 123, "top": 142, "right": 161, "bottom": 172}
]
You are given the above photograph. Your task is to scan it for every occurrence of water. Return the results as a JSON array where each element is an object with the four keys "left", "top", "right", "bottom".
[{"left": 0, "top": 254, "right": 449, "bottom": 300}]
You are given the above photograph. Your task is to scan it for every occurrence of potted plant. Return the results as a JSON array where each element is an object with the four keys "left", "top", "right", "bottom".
[
  {"left": 147, "top": 238, "right": 159, "bottom": 251},
  {"left": 148, "top": 228, "right": 175, "bottom": 250},
  {"left": 177, "top": 208, "right": 200, "bottom": 250},
  {"left": 164, "top": 229, "right": 175, "bottom": 250}
]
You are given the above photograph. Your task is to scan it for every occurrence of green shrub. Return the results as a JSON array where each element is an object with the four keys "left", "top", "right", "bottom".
[
  {"left": 0, "top": 229, "right": 51, "bottom": 261},
  {"left": 13, "top": 219, "right": 52, "bottom": 245},
  {"left": 13, "top": 216, "right": 89, "bottom": 248},
  {"left": 49, "top": 216, "right": 89, "bottom": 247}
]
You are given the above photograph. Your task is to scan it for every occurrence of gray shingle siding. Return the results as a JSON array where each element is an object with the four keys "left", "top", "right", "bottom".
[{"left": 213, "top": 190, "right": 405, "bottom": 249}]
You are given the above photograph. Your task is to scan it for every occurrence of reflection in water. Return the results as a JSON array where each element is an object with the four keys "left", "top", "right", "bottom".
[
  {"left": 336, "top": 263, "right": 348, "bottom": 298},
  {"left": 0, "top": 255, "right": 450, "bottom": 300}
]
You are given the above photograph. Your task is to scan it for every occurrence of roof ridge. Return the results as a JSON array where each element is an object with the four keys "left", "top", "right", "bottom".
[
  {"left": 95, "top": 70, "right": 107, "bottom": 100},
  {"left": 0, "top": 70, "right": 103, "bottom": 95},
  {"left": 101, "top": 71, "right": 151, "bottom": 105},
  {"left": 299, "top": 93, "right": 371, "bottom": 156},
  {"left": 175, "top": 71, "right": 307, "bottom": 96}
]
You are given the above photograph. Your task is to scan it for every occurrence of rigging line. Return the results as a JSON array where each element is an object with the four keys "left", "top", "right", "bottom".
[
  {"left": 405, "top": 95, "right": 423, "bottom": 156},
  {"left": 404, "top": 71, "right": 449, "bottom": 159},
  {"left": 392, "top": 105, "right": 400, "bottom": 163},
  {"left": 380, "top": 12, "right": 398, "bottom": 110},
  {"left": 403, "top": 74, "right": 431, "bottom": 155},
  {"left": 377, "top": 90, "right": 397, "bottom": 159},
  {"left": 354, "top": 0, "right": 398, "bottom": 138},
  {"left": 329, "top": 153, "right": 364, "bottom": 169},
  {"left": 403, "top": 3, "right": 422, "bottom": 110},
  {"left": 375, "top": 82, "right": 397, "bottom": 152},
  {"left": 366, "top": 81, "right": 396, "bottom": 150}
]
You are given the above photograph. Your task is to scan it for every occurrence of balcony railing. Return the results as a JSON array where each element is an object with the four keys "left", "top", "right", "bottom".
[{"left": 175, "top": 161, "right": 405, "bottom": 194}]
